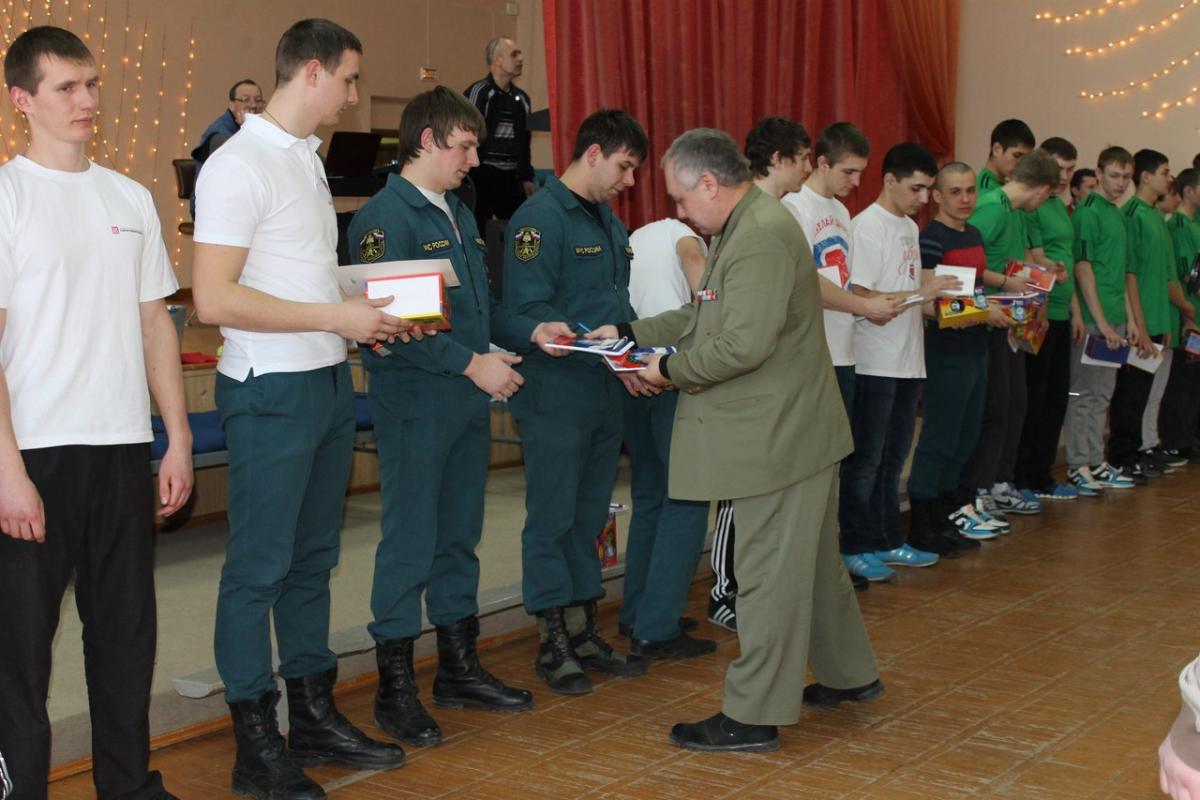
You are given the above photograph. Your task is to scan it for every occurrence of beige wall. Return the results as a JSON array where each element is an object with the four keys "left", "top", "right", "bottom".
[
  {"left": 0, "top": 0, "right": 547, "bottom": 286},
  {"left": 957, "top": 0, "right": 1199, "bottom": 181}
]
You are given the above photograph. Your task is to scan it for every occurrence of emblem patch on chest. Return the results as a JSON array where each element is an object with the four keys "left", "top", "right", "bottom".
[
  {"left": 358, "top": 228, "right": 386, "bottom": 263},
  {"left": 513, "top": 227, "right": 542, "bottom": 262}
]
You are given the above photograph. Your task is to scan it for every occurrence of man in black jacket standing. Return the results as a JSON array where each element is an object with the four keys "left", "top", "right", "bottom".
[{"left": 465, "top": 36, "right": 534, "bottom": 231}]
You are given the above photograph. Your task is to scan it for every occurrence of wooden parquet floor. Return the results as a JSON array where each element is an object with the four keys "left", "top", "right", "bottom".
[{"left": 50, "top": 470, "right": 1200, "bottom": 799}]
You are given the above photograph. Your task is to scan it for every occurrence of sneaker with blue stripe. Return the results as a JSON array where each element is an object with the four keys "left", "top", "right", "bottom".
[
  {"left": 1067, "top": 466, "right": 1105, "bottom": 496},
  {"left": 874, "top": 544, "right": 939, "bottom": 568},
  {"left": 950, "top": 503, "right": 1002, "bottom": 539},
  {"left": 1091, "top": 462, "right": 1137, "bottom": 489}
]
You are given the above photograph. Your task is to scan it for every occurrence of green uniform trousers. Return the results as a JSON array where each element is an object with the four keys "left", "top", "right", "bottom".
[
  {"left": 509, "top": 363, "right": 623, "bottom": 613},
  {"left": 214, "top": 363, "right": 354, "bottom": 702},
  {"left": 907, "top": 347, "right": 990, "bottom": 501},
  {"left": 367, "top": 371, "right": 490, "bottom": 640},
  {"left": 618, "top": 391, "right": 710, "bottom": 641},
  {"left": 724, "top": 463, "right": 878, "bottom": 725}
]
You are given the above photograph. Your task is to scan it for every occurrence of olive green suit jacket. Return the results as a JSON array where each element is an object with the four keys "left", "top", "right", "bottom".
[{"left": 631, "top": 185, "right": 853, "bottom": 501}]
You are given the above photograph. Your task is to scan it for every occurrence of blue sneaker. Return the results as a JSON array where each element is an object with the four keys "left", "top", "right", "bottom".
[
  {"left": 843, "top": 553, "right": 895, "bottom": 582},
  {"left": 1031, "top": 483, "right": 1079, "bottom": 501},
  {"left": 874, "top": 544, "right": 939, "bottom": 568},
  {"left": 975, "top": 487, "right": 1008, "bottom": 522}
]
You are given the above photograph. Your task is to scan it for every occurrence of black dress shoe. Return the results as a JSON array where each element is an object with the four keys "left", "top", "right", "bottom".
[
  {"left": 630, "top": 631, "right": 717, "bottom": 659},
  {"left": 668, "top": 712, "right": 778, "bottom": 752},
  {"left": 618, "top": 615, "right": 699, "bottom": 638},
  {"left": 802, "top": 679, "right": 885, "bottom": 709}
]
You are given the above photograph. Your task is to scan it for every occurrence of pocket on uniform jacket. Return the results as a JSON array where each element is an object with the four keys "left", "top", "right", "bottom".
[{"left": 714, "top": 393, "right": 772, "bottom": 411}]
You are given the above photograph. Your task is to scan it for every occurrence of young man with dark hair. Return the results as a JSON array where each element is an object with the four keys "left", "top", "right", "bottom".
[
  {"left": 348, "top": 86, "right": 573, "bottom": 745},
  {"left": 959, "top": 149, "right": 1060, "bottom": 522},
  {"left": 464, "top": 36, "right": 533, "bottom": 230},
  {"left": 839, "top": 143, "right": 956, "bottom": 582},
  {"left": 0, "top": 25, "right": 192, "bottom": 800},
  {"left": 501, "top": 109, "right": 650, "bottom": 694},
  {"left": 907, "top": 162, "right": 1013, "bottom": 554},
  {"left": 1070, "top": 168, "right": 1098, "bottom": 213},
  {"left": 1066, "top": 146, "right": 1139, "bottom": 493},
  {"left": 979, "top": 118, "right": 1036, "bottom": 190},
  {"left": 193, "top": 18, "right": 409, "bottom": 799},
  {"left": 1107, "top": 148, "right": 1176, "bottom": 481},
  {"left": 1161, "top": 168, "right": 1200, "bottom": 458},
  {"left": 1016, "top": 138, "right": 1089, "bottom": 500}
]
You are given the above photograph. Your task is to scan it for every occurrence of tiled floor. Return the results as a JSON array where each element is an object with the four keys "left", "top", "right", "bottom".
[{"left": 50, "top": 469, "right": 1197, "bottom": 799}]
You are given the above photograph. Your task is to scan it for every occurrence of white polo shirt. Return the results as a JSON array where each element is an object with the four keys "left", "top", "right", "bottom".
[
  {"left": 0, "top": 156, "right": 178, "bottom": 449},
  {"left": 194, "top": 113, "right": 346, "bottom": 380},
  {"left": 628, "top": 218, "right": 706, "bottom": 318}
]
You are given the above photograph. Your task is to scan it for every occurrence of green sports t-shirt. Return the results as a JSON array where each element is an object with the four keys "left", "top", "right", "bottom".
[
  {"left": 968, "top": 187, "right": 1026, "bottom": 293},
  {"left": 977, "top": 166, "right": 1002, "bottom": 193},
  {"left": 1169, "top": 209, "right": 1200, "bottom": 325},
  {"left": 1029, "top": 196, "right": 1075, "bottom": 321},
  {"left": 1122, "top": 195, "right": 1174, "bottom": 338},
  {"left": 1072, "top": 192, "right": 1128, "bottom": 326}
]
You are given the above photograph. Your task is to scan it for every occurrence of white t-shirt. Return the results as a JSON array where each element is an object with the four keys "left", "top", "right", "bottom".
[
  {"left": 0, "top": 156, "right": 178, "bottom": 449},
  {"left": 782, "top": 186, "right": 855, "bottom": 366},
  {"left": 848, "top": 202, "right": 924, "bottom": 379},
  {"left": 417, "top": 185, "right": 460, "bottom": 242},
  {"left": 628, "top": 219, "right": 706, "bottom": 318},
  {"left": 194, "top": 114, "right": 346, "bottom": 380}
]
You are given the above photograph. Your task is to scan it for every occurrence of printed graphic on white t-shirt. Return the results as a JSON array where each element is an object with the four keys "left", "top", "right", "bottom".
[{"left": 783, "top": 187, "right": 855, "bottom": 366}]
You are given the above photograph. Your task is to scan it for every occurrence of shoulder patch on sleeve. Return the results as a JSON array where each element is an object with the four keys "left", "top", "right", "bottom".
[
  {"left": 358, "top": 228, "right": 386, "bottom": 263},
  {"left": 513, "top": 226, "right": 542, "bottom": 262},
  {"left": 624, "top": 244, "right": 634, "bottom": 258}
]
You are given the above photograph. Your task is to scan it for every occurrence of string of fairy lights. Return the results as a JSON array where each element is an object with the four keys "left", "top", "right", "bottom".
[
  {"left": 1032, "top": 0, "right": 1200, "bottom": 131},
  {"left": 0, "top": 0, "right": 196, "bottom": 267}
]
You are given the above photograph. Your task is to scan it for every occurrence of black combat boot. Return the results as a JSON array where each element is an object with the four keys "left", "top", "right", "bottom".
[
  {"left": 565, "top": 600, "right": 648, "bottom": 677},
  {"left": 228, "top": 690, "right": 325, "bottom": 800},
  {"left": 907, "top": 497, "right": 960, "bottom": 558},
  {"left": 432, "top": 615, "right": 533, "bottom": 711},
  {"left": 534, "top": 606, "right": 592, "bottom": 694},
  {"left": 285, "top": 667, "right": 406, "bottom": 770},
  {"left": 375, "top": 638, "right": 443, "bottom": 746}
]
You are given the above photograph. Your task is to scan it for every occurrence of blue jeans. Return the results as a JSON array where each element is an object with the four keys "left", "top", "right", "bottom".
[{"left": 838, "top": 375, "right": 921, "bottom": 555}]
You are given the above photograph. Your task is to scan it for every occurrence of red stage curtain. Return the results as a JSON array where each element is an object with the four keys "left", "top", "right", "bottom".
[
  {"left": 544, "top": 0, "right": 951, "bottom": 230},
  {"left": 884, "top": 0, "right": 959, "bottom": 164}
]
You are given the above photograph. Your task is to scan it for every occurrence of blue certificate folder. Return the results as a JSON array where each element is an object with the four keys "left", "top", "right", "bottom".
[{"left": 1081, "top": 334, "right": 1130, "bottom": 367}]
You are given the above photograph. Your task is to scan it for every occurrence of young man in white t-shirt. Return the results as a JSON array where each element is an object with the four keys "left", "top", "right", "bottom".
[
  {"left": 0, "top": 26, "right": 192, "bottom": 800},
  {"left": 840, "top": 143, "right": 955, "bottom": 583},
  {"left": 193, "top": 18, "right": 409, "bottom": 799},
  {"left": 619, "top": 216, "right": 715, "bottom": 658}
]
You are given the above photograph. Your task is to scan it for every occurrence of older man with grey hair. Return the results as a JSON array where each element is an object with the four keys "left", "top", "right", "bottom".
[
  {"left": 465, "top": 36, "right": 533, "bottom": 231},
  {"left": 593, "top": 128, "right": 881, "bottom": 752}
]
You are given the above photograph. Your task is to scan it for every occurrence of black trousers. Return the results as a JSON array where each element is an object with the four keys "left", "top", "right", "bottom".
[
  {"left": 469, "top": 164, "right": 527, "bottom": 232},
  {"left": 961, "top": 330, "right": 1027, "bottom": 490},
  {"left": 0, "top": 444, "right": 163, "bottom": 800},
  {"left": 1160, "top": 352, "right": 1200, "bottom": 451},
  {"left": 1015, "top": 319, "right": 1072, "bottom": 490},
  {"left": 1108, "top": 355, "right": 1158, "bottom": 466}
]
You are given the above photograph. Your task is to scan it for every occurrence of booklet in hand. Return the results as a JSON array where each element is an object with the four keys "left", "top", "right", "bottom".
[
  {"left": 1079, "top": 333, "right": 1129, "bottom": 368},
  {"left": 1004, "top": 260, "right": 1056, "bottom": 293},
  {"left": 546, "top": 336, "right": 635, "bottom": 356},
  {"left": 1126, "top": 341, "right": 1165, "bottom": 374},
  {"left": 603, "top": 346, "right": 677, "bottom": 372},
  {"left": 366, "top": 272, "right": 450, "bottom": 329}
]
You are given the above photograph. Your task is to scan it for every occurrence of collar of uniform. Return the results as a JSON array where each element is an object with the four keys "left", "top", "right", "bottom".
[
  {"left": 385, "top": 172, "right": 466, "bottom": 216},
  {"left": 544, "top": 175, "right": 610, "bottom": 223},
  {"left": 241, "top": 113, "right": 322, "bottom": 154},
  {"left": 1125, "top": 195, "right": 1151, "bottom": 214}
]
